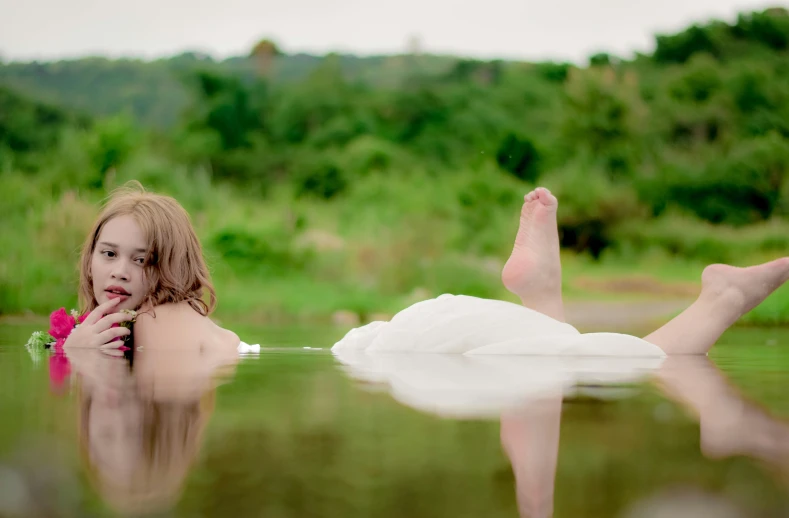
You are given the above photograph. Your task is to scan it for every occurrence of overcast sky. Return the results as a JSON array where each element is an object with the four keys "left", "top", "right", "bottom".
[{"left": 1, "top": 0, "right": 787, "bottom": 63}]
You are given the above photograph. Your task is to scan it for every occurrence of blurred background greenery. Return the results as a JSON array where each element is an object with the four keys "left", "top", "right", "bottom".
[{"left": 3, "top": 7, "right": 789, "bottom": 324}]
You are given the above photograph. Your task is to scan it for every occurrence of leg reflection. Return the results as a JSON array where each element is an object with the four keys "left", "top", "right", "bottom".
[
  {"left": 500, "top": 394, "right": 563, "bottom": 518},
  {"left": 655, "top": 355, "right": 789, "bottom": 467}
]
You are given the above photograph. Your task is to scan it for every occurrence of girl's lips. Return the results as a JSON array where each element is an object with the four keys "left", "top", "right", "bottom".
[{"left": 106, "top": 293, "right": 129, "bottom": 301}]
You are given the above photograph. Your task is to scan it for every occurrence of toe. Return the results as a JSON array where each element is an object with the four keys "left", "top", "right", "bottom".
[{"left": 535, "top": 187, "right": 557, "bottom": 207}]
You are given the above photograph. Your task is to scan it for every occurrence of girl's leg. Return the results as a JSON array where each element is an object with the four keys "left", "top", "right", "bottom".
[
  {"left": 501, "top": 189, "right": 789, "bottom": 355},
  {"left": 643, "top": 259, "right": 789, "bottom": 355},
  {"left": 500, "top": 188, "right": 565, "bottom": 517},
  {"left": 502, "top": 188, "right": 565, "bottom": 322}
]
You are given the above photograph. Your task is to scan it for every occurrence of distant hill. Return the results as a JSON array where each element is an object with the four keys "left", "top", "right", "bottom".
[
  {"left": 0, "top": 7, "right": 787, "bottom": 128},
  {"left": 0, "top": 85, "right": 89, "bottom": 153},
  {"left": 0, "top": 52, "right": 459, "bottom": 128}
]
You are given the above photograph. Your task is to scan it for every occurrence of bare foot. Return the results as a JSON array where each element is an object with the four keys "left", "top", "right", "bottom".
[
  {"left": 701, "top": 257, "right": 789, "bottom": 324},
  {"left": 643, "top": 257, "right": 789, "bottom": 355},
  {"left": 502, "top": 188, "right": 564, "bottom": 321}
]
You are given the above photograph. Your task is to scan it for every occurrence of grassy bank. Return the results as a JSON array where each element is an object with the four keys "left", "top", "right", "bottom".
[{"left": 3, "top": 168, "right": 789, "bottom": 327}]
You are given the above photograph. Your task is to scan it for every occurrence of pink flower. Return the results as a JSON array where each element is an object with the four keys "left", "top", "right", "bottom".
[
  {"left": 49, "top": 350, "right": 71, "bottom": 394},
  {"left": 53, "top": 337, "right": 66, "bottom": 353},
  {"left": 49, "top": 308, "right": 76, "bottom": 340}
]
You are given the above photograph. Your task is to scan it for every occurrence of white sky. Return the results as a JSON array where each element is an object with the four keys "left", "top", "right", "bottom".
[{"left": 1, "top": 0, "right": 786, "bottom": 63}]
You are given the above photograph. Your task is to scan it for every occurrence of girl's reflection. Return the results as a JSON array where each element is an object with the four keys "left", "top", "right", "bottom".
[
  {"left": 66, "top": 342, "right": 238, "bottom": 515},
  {"left": 500, "top": 394, "right": 562, "bottom": 518},
  {"left": 499, "top": 355, "right": 789, "bottom": 518},
  {"left": 655, "top": 355, "right": 789, "bottom": 472},
  {"left": 335, "top": 349, "right": 789, "bottom": 518}
]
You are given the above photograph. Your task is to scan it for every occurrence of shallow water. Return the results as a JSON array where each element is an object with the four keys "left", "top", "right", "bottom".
[{"left": 1, "top": 322, "right": 789, "bottom": 517}]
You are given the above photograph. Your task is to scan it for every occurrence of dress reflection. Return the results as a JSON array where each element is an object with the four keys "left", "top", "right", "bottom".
[{"left": 334, "top": 351, "right": 789, "bottom": 518}]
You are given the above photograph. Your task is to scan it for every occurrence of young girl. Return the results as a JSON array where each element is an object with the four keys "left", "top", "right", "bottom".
[{"left": 63, "top": 183, "right": 240, "bottom": 353}]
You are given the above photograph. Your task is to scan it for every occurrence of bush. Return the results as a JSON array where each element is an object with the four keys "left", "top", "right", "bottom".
[
  {"left": 211, "top": 226, "right": 312, "bottom": 275},
  {"left": 0, "top": 86, "right": 86, "bottom": 156},
  {"left": 667, "top": 55, "right": 722, "bottom": 103},
  {"left": 86, "top": 115, "right": 140, "bottom": 178},
  {"left": 534, "top": 62, "right": 571, "bottom": 83},
  {"left": 612, "top": 212, "right": 789, "bottom": 263},
  {"left": 0, "top": 183, "right": 92, "bottom": 313},
  {"left": 560, "top": 68, "right": 647, "bottom": 176},
  {"left": 111, "top": 153, "right": 214, "bottom": 212},
  {"left": 549, "top": 163, "right": 647, "bottom": 258},
  {"left": 495, "top": 133, "right": 540, "bottom": 182},
  {"left": 589, "top": 53, "right": 615, "bottom": 67},
  {"left": 340, "top": 135, "right": 411, "bottom": 176},
  {"left": 654, "top": 25, "right": 721, "bottom": 64},
  {"left": 642, "top": 134, "right": 789, "bottom": 225},
  {"left": 454, "top": 172, "right": 523, "bottom": 255},
  {"left": 294, "top": 159, "right": 348, "bottom": 200},
  {"left": 733, "top": 9, "right": 789, "bottom": 51}
]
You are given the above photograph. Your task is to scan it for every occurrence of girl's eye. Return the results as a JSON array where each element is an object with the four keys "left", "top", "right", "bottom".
[
  {"left": 102, "top": 250, "right": 116, "bottom": 258},
  {"left": 134, "top": 258, "right": 145, "bottom": 265}
]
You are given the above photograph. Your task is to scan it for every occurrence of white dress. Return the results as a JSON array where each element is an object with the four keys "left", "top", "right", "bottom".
[
  {"left": 331, "top": 294, "right": 666, "bottom": 418},
  {"left": 332, "top": 294, "right": 665, "bottom": 357}
]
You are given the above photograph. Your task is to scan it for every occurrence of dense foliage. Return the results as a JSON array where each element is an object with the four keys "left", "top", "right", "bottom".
[{"left": 2, "top": 8, "right": 789, "bottom": 320}]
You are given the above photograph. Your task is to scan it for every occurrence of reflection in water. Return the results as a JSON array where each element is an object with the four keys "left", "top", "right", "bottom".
[
  {"left": 334, "top": 351, "right": 789, "bottom": 517},
  {"left": 500, "top": 396, "right": 562, "bottom": 518},
  {"left": 656, "top": 356, "right": 789, "bottom": 481},
  {"left": 65, "top": 344, "right": 238, "bottom": 515}
]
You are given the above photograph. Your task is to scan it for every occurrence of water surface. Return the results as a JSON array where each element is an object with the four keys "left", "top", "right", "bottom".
[{"left": 1, "top": 322, "right": 789, "bottom": 517}]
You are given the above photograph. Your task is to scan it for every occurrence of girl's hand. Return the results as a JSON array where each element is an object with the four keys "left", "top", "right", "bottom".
[{"left": 63, "top": 298, "right": 134, "bottom": 349}]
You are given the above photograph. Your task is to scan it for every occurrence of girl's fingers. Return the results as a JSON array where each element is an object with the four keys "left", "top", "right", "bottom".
[
  {"left": 84, "top": 298, "right": 121, "bottom": 325},
  {"left": 99, "top": 347, "right": 125, "bottom": 357},
  {"left": 94, "top": 311, "right": 135, "bottom": 332},
  {"left": 97, "top": 326, "right": 130, "bottom": 345}
]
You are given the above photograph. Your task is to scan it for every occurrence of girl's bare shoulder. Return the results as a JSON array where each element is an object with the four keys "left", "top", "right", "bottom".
[
  {"left": 135, "top": 301, "right": 206, "bottom": 328},
  {"left": 135, "top": 302, "right": 239, "bottom": 352}
]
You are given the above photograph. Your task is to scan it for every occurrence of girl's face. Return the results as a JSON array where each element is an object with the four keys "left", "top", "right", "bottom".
[{"left": 91, "top": 215, "right": 149, "bottom": 313}]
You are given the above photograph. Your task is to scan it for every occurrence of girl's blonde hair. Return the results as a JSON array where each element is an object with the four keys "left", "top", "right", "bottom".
[{"left": 78, "top": 182, "right": 216, "bottom": 315}]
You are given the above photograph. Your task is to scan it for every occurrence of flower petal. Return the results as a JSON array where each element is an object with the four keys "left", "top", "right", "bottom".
[{"left": 49, "top": 308, "right": 76, "bottom": 339}]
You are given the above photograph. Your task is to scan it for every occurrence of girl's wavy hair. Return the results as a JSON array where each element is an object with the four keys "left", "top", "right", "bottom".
[{"left": 78, "top": 182, "right": 216, "bottom": 315}]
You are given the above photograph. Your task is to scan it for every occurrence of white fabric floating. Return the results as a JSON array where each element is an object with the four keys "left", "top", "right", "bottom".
[
  {"left": 332, "top": 294, "right": 665, "bottom": 358},
  {"left": 237, "top": 341, "right": 261, "bottom": 354},
  {"left": 330, "top": 294, "right": 666, "bottom": 417}
]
